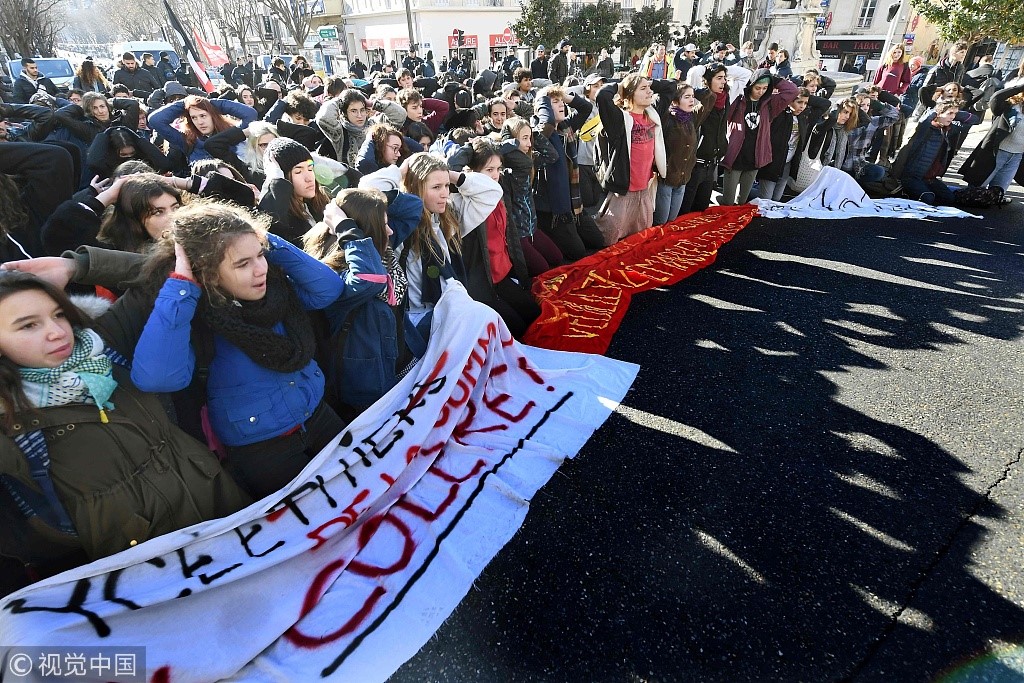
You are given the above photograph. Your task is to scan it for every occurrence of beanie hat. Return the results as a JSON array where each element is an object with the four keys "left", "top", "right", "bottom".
[
  {"left": 265, "top": 137, "right": 313, "bottom": 177},
  {"left": 454, "top": 89, "right": 474, "bottom": 109},
  {"left": 164, "top": 81, "right": 187, "bottom": 99}
]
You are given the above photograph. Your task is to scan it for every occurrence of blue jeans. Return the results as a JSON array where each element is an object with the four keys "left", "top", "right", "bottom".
[
  {"left": 982, "top": 149, "right": 1024, "bottom": 191},
  {"left": 902, "top": 177, "right": 955, "bottom": 205},
  {"left": 856, "top": 163, "right": 887, "bottom": 183},
  {"left": 654, "top": 180, "right": 685, "bottom": 225}
]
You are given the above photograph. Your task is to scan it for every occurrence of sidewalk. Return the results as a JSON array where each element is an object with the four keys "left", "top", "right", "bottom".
[{"left": 945, "top": 115, "right": 1024, "bottom": 208}]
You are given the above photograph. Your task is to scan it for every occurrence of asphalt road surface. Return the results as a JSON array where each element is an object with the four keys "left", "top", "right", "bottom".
[{"left": 391, "top": 190, "right": 1024, "bottom": 682}]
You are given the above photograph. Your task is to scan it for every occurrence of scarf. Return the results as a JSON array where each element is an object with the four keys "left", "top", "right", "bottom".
[
  {"left": 714, "top": 90, "right": 728, "bottom": 109},
  {"left": 670, "top": 107, "right": 694, "bottom": 125},
  {"left": 378, "top": 248, "right": 408, "bottom": 307},
  {"left": 200, "top": 267, "right": 316, "bottom": 373},
  {"left": 833, "top": 127, "right": 850, "bottom": 172},
  {"left": 342, "top": 117, "right": 370, "bottom": 166},
  {"left": 20, "top": 328, "right": 117, "bottom": 421}
]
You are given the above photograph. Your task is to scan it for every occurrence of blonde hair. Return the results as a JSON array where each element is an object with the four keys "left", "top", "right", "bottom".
[
  {"left": 401, "top": 152, "right": 460, "bottom": 262},
  {"left": 883, "top": 43, "right": 908, "bottom": 68},
  {"left": 503, "top": 116, "right": 532, "bottom": 140}
]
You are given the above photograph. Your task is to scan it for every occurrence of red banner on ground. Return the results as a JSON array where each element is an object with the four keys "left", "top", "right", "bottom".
[{"left": 523, "top": 206, "right": 757, "bottom": 354}]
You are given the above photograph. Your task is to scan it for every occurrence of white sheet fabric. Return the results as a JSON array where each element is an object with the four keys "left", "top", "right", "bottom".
[
  {"left": 0, "top": 284, "right": 638, "bottom": 683},
  {"left": 752, "top": 166, "right": 978, "bottom": 220}
]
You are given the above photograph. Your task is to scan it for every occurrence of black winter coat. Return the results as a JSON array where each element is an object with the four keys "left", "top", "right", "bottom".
[
  {"left": 959, "top": 83, "right": 1024, "bottom": 187},
  {"left": 783, "top": 95, "right": 832, "bottom": 181},
  {"left": 920, "top": 58, "right": 966, "bottom": 108},
  {"left": 85, "top": 125, "right": 177, "bottom": 178},
  {"left": 51, "top": 99, "right": 140, "bottom": 145},
  {"left": 111, "top": 66, "right": 161, "bottom": 96},
  {"left": 12, "top": 75, "right": 58, "bottom": 104}
]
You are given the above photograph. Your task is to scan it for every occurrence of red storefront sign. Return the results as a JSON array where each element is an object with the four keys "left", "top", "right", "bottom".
[
  {"left": 390, "top": 37, "right": 410, "bottom": 51},
  {"left": 448, "top": 34, "right": 478, "bottom": 49},
  {"left": 360, "top": 38, "right": 385, "bottom": 50},
  {"left": 489, "top": 27, "right": 517, "bottom": 47}
]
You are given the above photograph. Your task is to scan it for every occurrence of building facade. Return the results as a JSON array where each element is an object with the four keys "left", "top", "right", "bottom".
[
  {"left": 306, "top": 0, "right": 964, "bottom": 79},
  {"left": 322, "top": 0, "right": 523, "bottom": 72}
]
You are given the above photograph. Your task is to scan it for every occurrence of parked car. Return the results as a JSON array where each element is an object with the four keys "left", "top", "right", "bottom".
[{"left": 5, "top": 58, "right": 75, "bottom": 90}]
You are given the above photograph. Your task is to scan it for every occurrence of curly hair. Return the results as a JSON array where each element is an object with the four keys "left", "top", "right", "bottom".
[
  {"left": 283, "top": 90, "right": 319, "bottom": 122},
  {"left": 339, "top": 89, "right": 368, "bottom": 122},
  {"left": 134, "top": 199, "right": 270, "bottom": 306}
]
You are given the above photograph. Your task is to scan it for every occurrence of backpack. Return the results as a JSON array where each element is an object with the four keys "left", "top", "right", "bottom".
[
  {"left": 860, "top": 175, "right": 903, "bottom": 199},
  {"left": 953, "top": 185, "right": 1006, "bottom": 208}
]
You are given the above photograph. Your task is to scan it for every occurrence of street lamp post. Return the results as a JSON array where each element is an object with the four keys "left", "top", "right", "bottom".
[
  {"left": 404, "top": 0, "right": 416, "bottom": 54},
  {"left": 878, "top": 0, "right": 907, "bottom": 72}
]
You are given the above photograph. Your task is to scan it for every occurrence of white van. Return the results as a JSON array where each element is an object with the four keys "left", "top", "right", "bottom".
[{"left": 113, "top": 42, "right": 182, "bottom": 70}]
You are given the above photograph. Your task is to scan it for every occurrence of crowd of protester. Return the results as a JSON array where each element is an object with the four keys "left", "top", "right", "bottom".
[{"left": 1, "top": 35, "right": 1022, "bottom": 593}]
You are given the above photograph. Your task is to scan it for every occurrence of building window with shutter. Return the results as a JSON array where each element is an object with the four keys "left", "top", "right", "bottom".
[{"left": 857, "top": 0, "right": 877, "bottom": 28}]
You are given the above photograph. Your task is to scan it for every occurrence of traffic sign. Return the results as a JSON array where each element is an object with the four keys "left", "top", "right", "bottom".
[{"left": 318, "top": 26, "right": 338, "bottom": 40}]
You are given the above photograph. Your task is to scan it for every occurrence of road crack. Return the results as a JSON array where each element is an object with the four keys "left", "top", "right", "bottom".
[{"left": 843, "top": 447, "right": 1024, "bottom": 682}]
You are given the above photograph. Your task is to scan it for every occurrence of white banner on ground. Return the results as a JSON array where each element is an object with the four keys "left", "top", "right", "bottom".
[
  {"left": 0, "top": 284, "right": 638, "bottom": 683},
  {"left": 753, "top": 166, "right": 978, "bottom": 220}
]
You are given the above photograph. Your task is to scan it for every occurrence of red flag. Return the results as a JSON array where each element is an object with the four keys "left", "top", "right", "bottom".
[{"left": 193, "top": 29, "right": 230, "bottom": 67}]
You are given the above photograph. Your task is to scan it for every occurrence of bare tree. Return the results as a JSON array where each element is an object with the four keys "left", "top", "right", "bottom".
[
  {"left": 174, "top": 0, "right": 211, "bottom": 43},
  {"left": 259, "top": 0, "right": 313, "bottom": 51},
  {"left": 0, "top": 0, "right": 65, "bottom": 57},
  {"left": 220, "top": 0, "right": 261, "bottom": 56},
  {"left": 63, "top": 0, "right": 165, "bottom": 45}
]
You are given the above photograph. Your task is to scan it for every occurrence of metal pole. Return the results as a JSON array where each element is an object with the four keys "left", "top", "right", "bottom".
[
  {"left": 878, "top": 0, "right": 906, "bottom": 75},
  {"left": 404, "top": 0, "right": 416, "bottom": 54}
]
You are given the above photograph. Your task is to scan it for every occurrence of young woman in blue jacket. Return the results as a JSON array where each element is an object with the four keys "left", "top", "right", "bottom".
[
  {"left": 303, "top": 187, "right": 423, "bottom": 413},
  {"left": 130, "top": 200, "right": 347, "bottom": 499},
  {"left": 148, "top": 95, "right": 257, "bottom": 165}
]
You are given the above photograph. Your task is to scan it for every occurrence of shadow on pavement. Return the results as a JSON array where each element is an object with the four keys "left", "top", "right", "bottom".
[{"left": 392, "top": 210, "right": 1024, "bottom": 682}]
